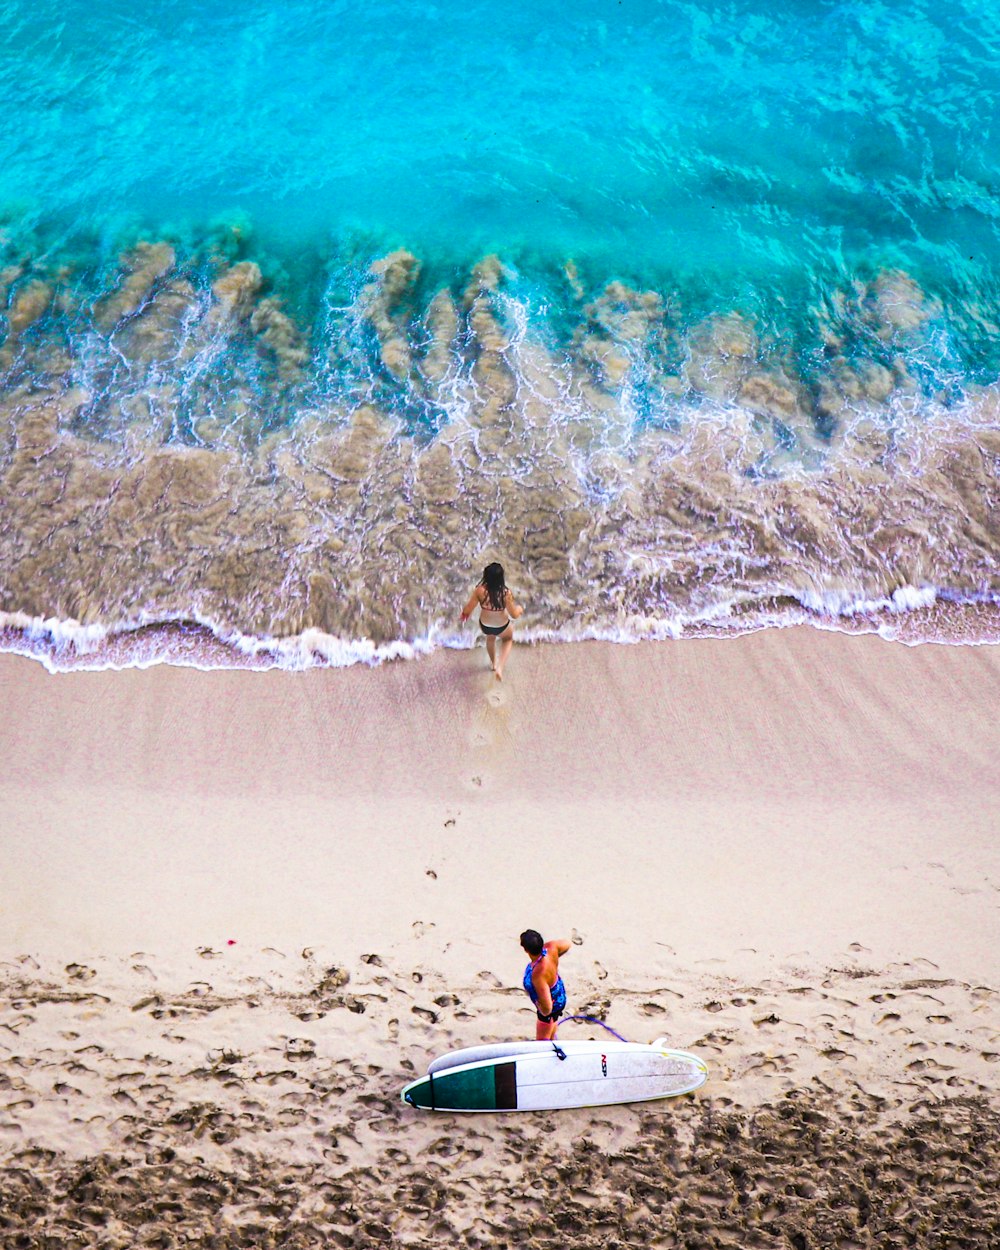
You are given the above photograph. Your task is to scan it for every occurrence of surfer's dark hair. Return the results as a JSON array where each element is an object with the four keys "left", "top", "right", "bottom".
[
  {"left": 520, "top": 929, "right": 544, "bottom": 957},
  {"left": 480, "top": 562, "right": 507, "bottom": 612}
]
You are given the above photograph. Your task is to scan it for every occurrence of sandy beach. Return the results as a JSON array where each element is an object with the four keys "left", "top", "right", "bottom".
[{"left": 2, "top": 629, "right": 999, "bottom": 1246}]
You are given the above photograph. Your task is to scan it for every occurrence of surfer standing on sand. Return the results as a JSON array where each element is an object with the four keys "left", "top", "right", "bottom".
[
  {"left": 459, "top": 562, "right": 524, "bottom": 681},
  {"left": 520, "top": 930, "right": 570, "bottom": 1041}
]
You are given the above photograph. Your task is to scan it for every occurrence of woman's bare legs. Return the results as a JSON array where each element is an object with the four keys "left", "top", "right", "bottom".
[
  {"left": 494, "top": 627, "right": 514, "bottom": 681},
  {"left": 535, "top": 1016, "right": 557, "bottom": 1041},
  {"left": 485, "top": 636, "right": 497, "bottom": 670}
]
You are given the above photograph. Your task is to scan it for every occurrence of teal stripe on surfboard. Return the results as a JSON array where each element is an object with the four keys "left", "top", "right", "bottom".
[{"left": 402, "top": 1060, "right": 517, "bottom": 1111}]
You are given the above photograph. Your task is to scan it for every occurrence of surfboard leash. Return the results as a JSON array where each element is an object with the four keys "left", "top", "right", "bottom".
[{"left": 552, "top": 1015, "right": 631, "bottom": 1047}]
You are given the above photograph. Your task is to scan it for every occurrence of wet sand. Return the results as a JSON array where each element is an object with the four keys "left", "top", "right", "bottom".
[{"left": 1, "top": 630, "right": 999, "bottom": 1246}]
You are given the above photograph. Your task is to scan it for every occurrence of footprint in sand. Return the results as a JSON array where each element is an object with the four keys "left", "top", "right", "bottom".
[
  {"left": 317, "top": 966, "right": 350, "bottom": 993},
  {"left": 284, "top": 1039, "right": 316, "bottom": 1060},
  {"left": 745, "top": 1054, "right": 783, "bottom": 1075},
  {"left": 579, "top": 997, "right": 610, "bottom": 1020},
  {"left": 65, "top": 964, "right": 96, "bottom": 982},
  {"left": 208, "top": 1048, "right": 243, "bottom": 1066}
]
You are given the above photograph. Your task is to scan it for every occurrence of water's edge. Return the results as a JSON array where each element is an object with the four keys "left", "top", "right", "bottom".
[{"left": 5, "top": 592, "right": 999, "bottom": 675}]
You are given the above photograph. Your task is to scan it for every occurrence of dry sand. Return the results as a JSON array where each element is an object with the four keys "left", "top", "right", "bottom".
[{"left": 1, "top": 629, "right": 999, "bottom": 1247}]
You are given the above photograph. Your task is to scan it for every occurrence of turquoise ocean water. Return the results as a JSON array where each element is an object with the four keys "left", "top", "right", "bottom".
[{"left": 2, "top": 0, "right": 1000, "bottom": 665}]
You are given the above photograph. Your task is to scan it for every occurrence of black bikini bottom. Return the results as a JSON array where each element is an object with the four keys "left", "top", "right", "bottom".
[{"left": 480, "top": 619, "right": 510, "bottom": 636}]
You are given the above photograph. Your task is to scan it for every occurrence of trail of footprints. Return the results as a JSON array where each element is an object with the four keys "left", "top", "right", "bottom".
[{"left": 0, "top": 948, "right": 997, "bottom": 1247}]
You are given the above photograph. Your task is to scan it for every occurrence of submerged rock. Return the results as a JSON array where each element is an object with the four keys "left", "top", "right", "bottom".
[
  {"left": 94, "top": 242, "right": 176, "bottom": 330},
  {"left": 360, "top": 249, "right": 421, "bottom": 379},
  {"left": 6, "top": 279, "right": 52, "bottom": 336}
]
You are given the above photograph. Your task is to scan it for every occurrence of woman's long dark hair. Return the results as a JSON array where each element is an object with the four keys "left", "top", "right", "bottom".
[{"left": 480, "top": 562, "right": 507, "bottom": 611}]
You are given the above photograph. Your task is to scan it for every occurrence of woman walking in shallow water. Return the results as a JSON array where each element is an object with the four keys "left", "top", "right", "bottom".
[{"left": 459, "top": 562, "right": 524, "bottom": 681}]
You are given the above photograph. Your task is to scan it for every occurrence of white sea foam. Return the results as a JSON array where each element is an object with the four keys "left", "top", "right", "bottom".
[
  {"left": 0, "top": 610, "right": 112, "bottom": 652},
  {"left": 795, "top": 583, "right": 938, "bottom": 618},
  {"left": 4, "top": 583, "right": 997, "bottom": 676}
]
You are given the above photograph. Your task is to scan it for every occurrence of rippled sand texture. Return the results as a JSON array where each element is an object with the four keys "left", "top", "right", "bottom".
[
  {"left": 2, "top": 246, "right": 1000, "bottom": 662},
  {"left": 1, "top": 949, "right": 998, "bottom": 1248}
]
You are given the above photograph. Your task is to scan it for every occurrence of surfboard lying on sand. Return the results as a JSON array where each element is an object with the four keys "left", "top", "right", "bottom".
[{"left": 402, "top": 1038, "right": 707, "bottom": 1112}]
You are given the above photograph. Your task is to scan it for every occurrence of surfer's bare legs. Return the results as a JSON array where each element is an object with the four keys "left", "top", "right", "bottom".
[
  {"left": 536, "top": 1016, "right": 557, "bottom": 1041},
  {"left": 486, "top": 635, "right": 497, "bottom": 670},
  {"left": 494, "top": 627, "right": 514, "bottom": 681}
]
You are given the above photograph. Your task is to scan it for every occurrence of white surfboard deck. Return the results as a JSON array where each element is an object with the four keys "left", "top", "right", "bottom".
[
  {"left": 428, "top": 1038, "right": 636, "bottom": 1074},
  {"left": 406, "top": 1039, "right": 707, "bottom": 1111}
]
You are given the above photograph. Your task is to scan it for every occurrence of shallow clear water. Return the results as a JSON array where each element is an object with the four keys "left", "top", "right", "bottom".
[{"left": 1, "top": 0, "right": 999, "bottom": 665}]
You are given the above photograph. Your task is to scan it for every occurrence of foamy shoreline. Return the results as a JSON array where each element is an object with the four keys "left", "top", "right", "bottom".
[
  {"left": 3, "top": 592, "right": 1000, "bottom": 676},
  {"left": 2, "top": 632, "right": 998, "bottom": 1245}
]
